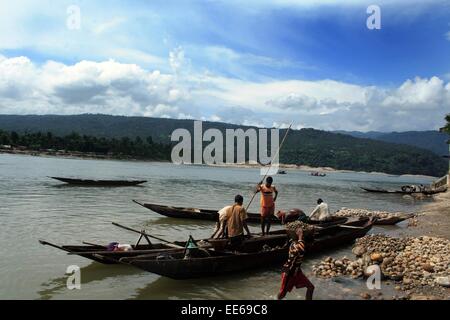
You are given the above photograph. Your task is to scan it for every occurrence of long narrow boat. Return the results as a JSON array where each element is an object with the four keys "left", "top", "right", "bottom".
[
  {"left": 38, "top": 240, "right": 177, "bottom": 264},
  {"left": 38, "top": 217, "right": 363, "bottom": 265},
  {"left": 121, "top": 218, "right": 374, "bottom": 279},
  {"left": 50, "top": 176, "right": 147, "bottom": 186},
  {"left": 373, "top": 213, "right": 415, "bottom": 225},
  {"left": 134, "top": 200, "right": 413, "bottom": 227},
  {"left": 132, "top": 200, "right": 348, "bottom": 226},
  {"left": 361, "top": 187, "right": 445, "bottom": 195},
  {"left": 133, "top": 201, "right": 280, "bottom": 223},
  {"left": 38, "top": 229, "right": 300, "bottom": 265}
]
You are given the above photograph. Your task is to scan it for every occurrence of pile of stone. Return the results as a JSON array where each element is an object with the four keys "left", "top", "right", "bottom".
[
  {"left": 285, "top": 221, "right": 316, "bottom": 235},
  {"left": 335, "top": 208, "right": 406, "bottom": 219},
  {"left": 312, "top": 234, "right": 450, "bottom": 292}
]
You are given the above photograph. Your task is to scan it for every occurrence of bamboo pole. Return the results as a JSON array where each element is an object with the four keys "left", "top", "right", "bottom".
[{"left": 111, "top": 222, "right": 183, "bottom": 248}]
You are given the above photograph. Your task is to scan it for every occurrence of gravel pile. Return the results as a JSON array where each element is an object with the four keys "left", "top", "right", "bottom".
[
  {"left": 312, "top": 234, "right": 450, "bottom": 295},
  {"left": 335, "top": 208, "right": 407, "bottom": 219}
]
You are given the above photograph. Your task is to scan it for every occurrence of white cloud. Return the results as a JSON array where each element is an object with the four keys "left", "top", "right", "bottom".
[
  {"left": 109, "top": 48, "right": 165, "bottom": 66},
  {"left": 203, "top": 45, "right": 298, "bottom": 68},
  {"left": 446, "top": 31, "right": 450, "bottom": 41},
  {"left": 210, "top": 115, "right": 222, "bottom": 122},
  {"left": 94, "top": 18, "right": 127, "bottom": 35},
  {"left": 0, "top": 57, "right": 185, "bottom": 117},
  {"left": 381, "top": 76, "right": 445, "bottom": 109},
  {"left": 169, "top": 47, "right": 185, "bottom": 74},
  {"left": 0, "top": 55, "right": 449, "bottom": 132}
]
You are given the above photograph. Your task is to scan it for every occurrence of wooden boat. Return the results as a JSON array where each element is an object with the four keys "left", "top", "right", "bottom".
[
  {"left": 39, "top": 216, "right": 362, "bottom": 265},
  {"left": 133, "top": 201, "right": 281, "bottom": 223},
  {"left": 50, "top": 176, "right": 147, "bottom": 186},
  {"left": 311, "top": 172, "right": 326, "bottom": 177},
  {"left": 39, "top": 231, "right": 305, "bottom": 265},
  {"left": 373, "top": 213, "right": 415, "bottom": 225},
  {"left": 38, "top": 240, "right": 178, "bottom": 264},
  {"left": 121, "top": 218, "right": 374, "bottom": 279},
  {"left": 361, "top": 187, "right": 445, "bottom": 195},
  {"left": 133, "top": 201, "right": 348, "bottom": 227}
]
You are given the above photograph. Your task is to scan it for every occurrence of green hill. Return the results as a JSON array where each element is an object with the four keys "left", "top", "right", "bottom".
[
  {"left": 0, "top": 114, "right": 447, "bottom": 177},
  {"left": 335, "top": 130, "right": 449, "bottom": 156}
]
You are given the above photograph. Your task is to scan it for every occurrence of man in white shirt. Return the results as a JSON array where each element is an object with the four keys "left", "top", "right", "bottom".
[
  {"left": 309, "top": 198, "right": 331, "bottom": 221},
  {"left": 211, "top": 205, "right": 232, "bottom": 238}
]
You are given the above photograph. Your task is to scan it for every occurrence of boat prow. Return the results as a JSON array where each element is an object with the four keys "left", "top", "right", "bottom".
[{"left": 374, "top": 213, "right": 415, "bottom": 225}]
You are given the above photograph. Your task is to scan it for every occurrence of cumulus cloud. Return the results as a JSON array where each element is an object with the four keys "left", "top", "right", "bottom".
[
  {"left": 0, "top": 55, "right": 449, "bottom": 131},
  {"left": 189, "top": 74, "right": 450, "bottom": 131},
  {"left": 0, "top": 56, "right": 186, "bottom": 117},
  {"left": 381, "top": 76, "right": 446, "bottom": 109}
]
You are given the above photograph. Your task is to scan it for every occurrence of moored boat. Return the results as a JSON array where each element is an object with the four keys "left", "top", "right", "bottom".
[
  {"left": 361, "top": 187, "right": 446, "bottom": 195},
  {"left": 39, "top": 228, "right": 296, "bottom": 264},
  {"left": 133, "top": 200, "right": 348, "bottom": 226},
  {"left": 38, "top": 240, "right": 178, "bottom": 264},
  {"left": 39, "top": 217, "right": 363, "bottom": 265},
  {"left": 373, "top": 213, "right": 415, "bottom": 225},
  {"left": 132, "top": 200, "right": 281, "bottom": 223},
  {"left": 121, "top": 218, "right": 374, "bottom": 279},
  {"left": 50, "top": 176, "right": 147, "bottom": 186}
]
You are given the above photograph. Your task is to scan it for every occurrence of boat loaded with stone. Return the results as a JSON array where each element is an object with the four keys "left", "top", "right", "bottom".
[
  {"left": 38, "top": 217, "right": 362, "bottom": 265},
  {"left": 132, "top": 200, "right": 348, "bottom": 226},
  {"left": 38, "top": 222, "right": 298, "bottom": 265},
  {"left": 360, "top": 187, "right": 446, "bottom": 195},
  {"left": 120, "top": 218, "right": 375, "bottom": 279},
  {"left": 335, "top": 207, "right": 416, "bottom": 225}
]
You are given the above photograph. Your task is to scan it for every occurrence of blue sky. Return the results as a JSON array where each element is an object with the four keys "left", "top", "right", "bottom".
[{"left": 0, "top": 0, "right": 450, "bottom": 131}]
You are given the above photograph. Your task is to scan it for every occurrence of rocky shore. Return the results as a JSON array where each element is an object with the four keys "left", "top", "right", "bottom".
[
  {"left": 312, "top": 234, "right": 450, "bottom": 299},
  {"left": 308, "top": 189, "right": 450, "bottom": 300}
]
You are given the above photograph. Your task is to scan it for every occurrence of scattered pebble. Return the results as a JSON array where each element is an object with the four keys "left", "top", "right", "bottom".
[
  {"left": 360, "top": 292, "right": 371, "bottom": 300},
  {"left": 312, "top": 234, "right": 450, "bottom": 299}
]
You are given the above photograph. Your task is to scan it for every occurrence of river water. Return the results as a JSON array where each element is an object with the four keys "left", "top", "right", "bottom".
[{"left": 0, "top": 154, "right": 435, "bottom": 300}]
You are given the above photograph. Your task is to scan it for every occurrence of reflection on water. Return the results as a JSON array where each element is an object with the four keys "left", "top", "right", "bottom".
[
  {"left": 0, "top": 154, "right": 434, "bottom": 299},
  {"left": 38, "top": 263, "right": 141, "bottom": 300}
]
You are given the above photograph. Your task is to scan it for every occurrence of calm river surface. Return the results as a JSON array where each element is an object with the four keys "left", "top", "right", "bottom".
[{"left": 0, "top": 154, "right": 435, "bottom": 299}]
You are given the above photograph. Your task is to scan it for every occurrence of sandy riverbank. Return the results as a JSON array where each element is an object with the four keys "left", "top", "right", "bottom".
[
  {"left": 0, "top": 149, "right": 167, "bottom": 163},
  {"left": 414, "top": 191, "right": 450, "bottom": 240},
  {"left": 205, "top": 162, "right": 439, "bottom": 179}
]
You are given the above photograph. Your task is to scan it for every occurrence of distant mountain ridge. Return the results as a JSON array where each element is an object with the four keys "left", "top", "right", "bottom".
[
  {"left": 334, "top": 130, "right": 449, "bottom": 156},
  {"left": 0, "top": 114, "right": 447, "bottom": 177}
]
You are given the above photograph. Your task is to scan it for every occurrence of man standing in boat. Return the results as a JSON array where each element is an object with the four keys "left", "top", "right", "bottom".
[
  {"left": 255, "top": 176, "right": 278, "bottom": 235},
  {"left": 278, "top": 226, "right": 314, "bottom": 300},
  {"left": 225, "top": 194, "right": 252, "bottom": 247}
]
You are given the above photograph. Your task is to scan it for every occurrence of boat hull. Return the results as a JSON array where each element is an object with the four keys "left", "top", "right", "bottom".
[
  {"left": 133, "top": 201, "right": 350, "bottom": 226},
  {"left": 50, "top": 177, "right": 147, "bottom": 186},
  {"left": 133, "top": 201, "right": 281, "bottom": 223},
  {"left": 361, "top": 187, "right": 445, "bottom": 196},
  {"left": 123, "top": 219, "right": 374, "bottom": 279}
]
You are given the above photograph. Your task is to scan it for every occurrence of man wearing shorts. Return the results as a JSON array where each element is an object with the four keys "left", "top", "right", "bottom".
[{"left": 256, "top": 176, "right": 278, "bottom": 235}]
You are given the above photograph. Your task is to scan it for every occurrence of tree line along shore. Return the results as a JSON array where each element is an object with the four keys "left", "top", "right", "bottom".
[{"left": 0, "top": 128, "right": 447, "bottom": 177}]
